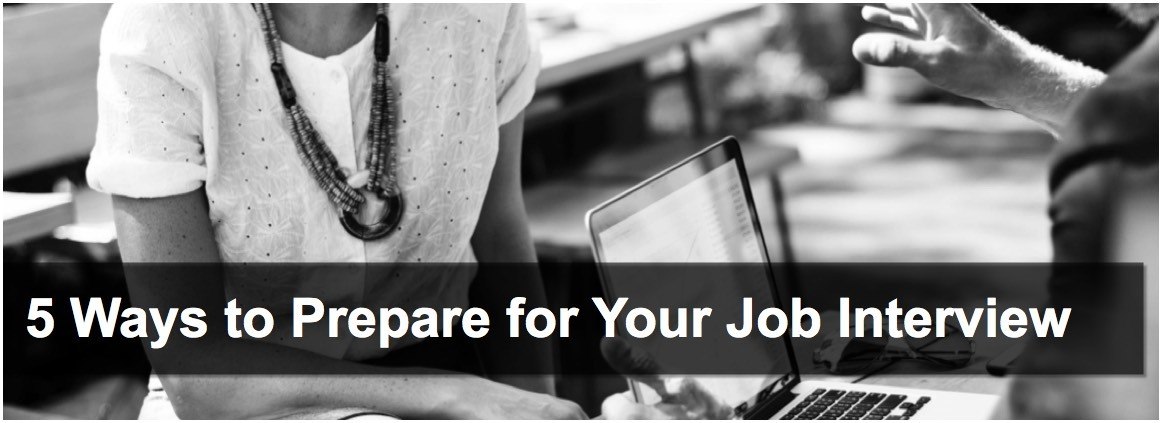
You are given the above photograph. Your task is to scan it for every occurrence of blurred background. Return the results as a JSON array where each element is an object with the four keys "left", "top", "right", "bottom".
[{"left": 3, "top": 3, "right": 1152, "bottom": 418}]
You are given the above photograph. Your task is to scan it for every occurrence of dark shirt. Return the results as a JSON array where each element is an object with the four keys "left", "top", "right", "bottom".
[{"left": 1027, "top": 27, "right": 1157, "bottom": 378}]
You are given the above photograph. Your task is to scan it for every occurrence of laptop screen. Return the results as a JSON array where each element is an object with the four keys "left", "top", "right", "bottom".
[
  {"left": 592, "top": 152, "right": 796, "bottom": 410},
  {"left": 598, "top": 159, "right": 765, "bottom": 263}
]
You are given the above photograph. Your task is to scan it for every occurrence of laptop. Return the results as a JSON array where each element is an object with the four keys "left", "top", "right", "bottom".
[{"left": 586, "top": 137, "right": 999, "bottom": 419}]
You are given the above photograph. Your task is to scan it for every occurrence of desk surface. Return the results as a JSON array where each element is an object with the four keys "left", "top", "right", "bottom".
[
  {"left": 794, "top": 310, "right": 1012, "bottom": 398},
  {"left": 533, "top": 3, "right": 762, "bottom": 90},
  {"left": 838, "top": 374, "right": 1009, "bottom": 396}
]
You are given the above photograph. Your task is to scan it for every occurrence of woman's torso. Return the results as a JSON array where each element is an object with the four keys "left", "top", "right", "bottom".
[
  {"left": 91, "top": 3, "right": 538, "bottom": 359},
  {"left": 98, "top": 4, "right": 537, "bottom": 418}
]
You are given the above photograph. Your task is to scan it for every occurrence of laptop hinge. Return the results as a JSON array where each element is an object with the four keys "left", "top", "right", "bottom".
[{"left": 746, "top": 389, "right": 798, "bottom": 420}]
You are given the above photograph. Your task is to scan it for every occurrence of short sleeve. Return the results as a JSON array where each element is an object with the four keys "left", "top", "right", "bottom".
[
  {"left": 86, "top": 5, "right": 208, "bottom": 198},
  {"left": 493, "top": 4, "right": 541, "bottom": 124}
]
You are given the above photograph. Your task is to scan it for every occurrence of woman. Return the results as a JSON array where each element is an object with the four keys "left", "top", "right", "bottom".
[{"left": 88, "top": 3, "right": 585, "bottom": 419}]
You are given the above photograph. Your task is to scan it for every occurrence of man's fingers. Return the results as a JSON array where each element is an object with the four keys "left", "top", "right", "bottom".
[
  {"left": 912, "top": 3, "right": 985, "bottom": 28},
  {"left": 861, "top": 6, "right": 921, "bottom": 34},
  {"left": 883, "top": 2, "right": 916, "bottom": 15},
  {"left": 600, "top": 338, "right": 672, "bottom": 400},
  {"left": 852, "top": 32, "right": 936, "bottom": 70},
  {"left": 913, "top": 2, "right": 972, "bottom": 18}
]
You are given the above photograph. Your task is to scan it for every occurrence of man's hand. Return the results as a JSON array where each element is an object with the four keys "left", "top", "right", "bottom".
[
  {"left": 598, "top": 339, "right": 733, "bottom": 419},
  {"left": 852, "top": 3, "right": 1105, "bottom": 136},
  {"left": 853, "top": 3, "right": 1019, "bottom": 104}
]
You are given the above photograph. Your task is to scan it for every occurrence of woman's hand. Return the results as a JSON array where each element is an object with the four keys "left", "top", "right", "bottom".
[
  {"left": 446, "top": 377, "right": 587, "bottom": 419},
  {"left": 598, "top": 339, "right": 733, "bottom": 420},
  {"left": 601, "top": 379, "right": 732, "bottom": 420}
]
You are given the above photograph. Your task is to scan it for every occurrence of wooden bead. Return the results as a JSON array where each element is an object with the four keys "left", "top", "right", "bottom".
[{"left": 255, "top": 3, "right": 400, "bottom": 238}]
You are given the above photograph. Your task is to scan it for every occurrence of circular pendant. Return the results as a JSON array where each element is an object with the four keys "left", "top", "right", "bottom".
[{"left": 340, "top": 186, "right": 404, "bottom": 241}]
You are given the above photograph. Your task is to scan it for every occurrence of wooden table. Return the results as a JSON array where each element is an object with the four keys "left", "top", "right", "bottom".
[
  {"left": 843, "top": 374, "right": 1009, "bottom": 396},
  {"left": 533, "top": 4, "right": 763, "bottom": 90},
  {"left": 3, "top": 192, "right": 74, "bottom": 246},
  {"left": 529, "top": 4, "right": 764, "bottom": 137}
]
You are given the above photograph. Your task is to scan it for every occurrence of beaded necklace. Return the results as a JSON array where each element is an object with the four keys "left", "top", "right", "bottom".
[{"left": 254, "top": 3, "right": 402, "bottom": 241}]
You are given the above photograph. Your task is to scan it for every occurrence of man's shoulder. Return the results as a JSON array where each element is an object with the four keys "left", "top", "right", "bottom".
[{"left": 1050, "top": 33, "right": 1158, "bottom": 192}]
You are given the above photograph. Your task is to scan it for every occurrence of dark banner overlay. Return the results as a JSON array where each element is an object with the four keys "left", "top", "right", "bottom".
[{"left": 4, "top": 262, "right": 1145, "bottom": 377}]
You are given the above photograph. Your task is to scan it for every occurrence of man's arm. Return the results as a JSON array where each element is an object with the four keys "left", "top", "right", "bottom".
[
  {"left": 113, "top": 189, "right": 583, "bottom": 419},
  {"left": 852, "top": 3, "right": 1106, "bottom": 137},
  {"left": 469, "top": 112, "right": 563, "bottom": 398}
]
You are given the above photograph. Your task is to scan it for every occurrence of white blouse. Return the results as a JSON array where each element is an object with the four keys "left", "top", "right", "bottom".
[
  {"left": 91, "top": 4, "right": 539, "bottom": 418},
  {"left": 88, "top": 4, "right": 538, "bottom": 358},
  {"left": 90, "top": 3, "right": 538, "bottom": 263}
]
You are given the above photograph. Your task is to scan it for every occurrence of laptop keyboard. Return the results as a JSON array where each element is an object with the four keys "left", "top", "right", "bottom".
[{"left": 779, "top": 389, "right": 931, "bottom": 420}]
